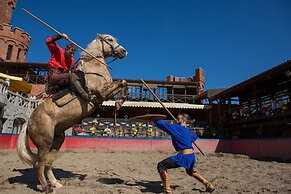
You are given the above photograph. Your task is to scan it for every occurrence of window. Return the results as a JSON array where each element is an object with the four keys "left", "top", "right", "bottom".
[
  {"left": 8, "top": 1, "right": 14, "bottom": 7},
  {"left": 6, "top": 45, "right": 13, "bottom": 61},
  {"left": 16, "top": 48, "right": 22, "bottom": 61}
]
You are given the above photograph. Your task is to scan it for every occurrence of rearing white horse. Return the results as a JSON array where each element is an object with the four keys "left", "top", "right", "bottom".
[{"left": 17, "top": 33, "right": 128, "bottom": 194}]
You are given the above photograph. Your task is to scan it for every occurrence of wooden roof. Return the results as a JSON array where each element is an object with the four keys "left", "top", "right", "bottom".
[
  {"left": 120, "top": 78, "right": 198, "bottom": 87},
  {"left": 209, "top": 60, "right": 291, "bottom": 101}
]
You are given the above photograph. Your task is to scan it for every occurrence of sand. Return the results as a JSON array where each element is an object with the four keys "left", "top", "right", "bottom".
[{"left": 0, "top": 149, "right": 291, "bottom": 194}]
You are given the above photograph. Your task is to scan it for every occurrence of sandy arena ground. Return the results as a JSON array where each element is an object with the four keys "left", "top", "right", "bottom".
[{"left": 0, "top": 149, "right": 291, "bottom": 194}]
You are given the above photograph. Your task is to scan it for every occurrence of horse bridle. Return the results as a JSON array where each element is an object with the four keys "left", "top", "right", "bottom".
[
  {"left": 98, "top": 34, "right": 123, "bottom": 61},
  {"left": 73, "top": 35, "right": 123, "bottom": 80}
]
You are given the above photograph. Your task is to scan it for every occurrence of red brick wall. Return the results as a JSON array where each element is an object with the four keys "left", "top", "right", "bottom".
[
  {"left": 194, "top": 68, "right": 205, "bottom": 94},
  {"left": 30, "top": 84, "right": 46, "bottom": 97},
  {"left": 166, "top": 68, "right": 205, "bottom": 95},
  {"left": 166, "top": 75, "right": 174, "bottom": 81}
]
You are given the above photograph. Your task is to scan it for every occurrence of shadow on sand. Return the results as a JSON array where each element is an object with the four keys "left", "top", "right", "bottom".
[
  {"left": 8, "top": 168, "right": 87, "bottom": 192},
  {"left": 97, "top": 177, "right": 163, "bottom": 193},
  {"left": 97, "top": 177, "right": 203, "bottom": 193}
]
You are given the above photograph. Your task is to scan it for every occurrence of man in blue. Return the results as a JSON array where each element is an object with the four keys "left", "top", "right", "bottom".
[{"left": 155, "top": 113, "right": 215, "bottom": 193}]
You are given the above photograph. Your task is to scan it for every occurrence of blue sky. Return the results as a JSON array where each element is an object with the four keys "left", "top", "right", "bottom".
[{"left": 11, "top": 0, "right": 291, "bottom": 90}]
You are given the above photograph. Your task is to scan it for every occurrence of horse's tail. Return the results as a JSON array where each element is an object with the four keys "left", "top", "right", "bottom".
[{"left": 16, "top": 123, "right": 37, "bottom": 166}]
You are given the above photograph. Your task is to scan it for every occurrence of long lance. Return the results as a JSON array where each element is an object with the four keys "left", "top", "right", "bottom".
[
  {"left": 141, "top": 79, "right": 205, "bottom": 156},
  {"left": 22, "top": 8, "right": 112, "bottom": 70}
]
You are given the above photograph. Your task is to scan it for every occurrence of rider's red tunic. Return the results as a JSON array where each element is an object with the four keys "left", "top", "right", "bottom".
[{"left": 46, "top": 36, "right": 75, "bottom": 75}]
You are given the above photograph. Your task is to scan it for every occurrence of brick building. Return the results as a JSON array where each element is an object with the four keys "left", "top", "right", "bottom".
[
  {"left": 0, "top": 0, "right": 31, "bottom": 62},
  {"left": 167, "top": 68, "right": 205, "bottom": 95}
]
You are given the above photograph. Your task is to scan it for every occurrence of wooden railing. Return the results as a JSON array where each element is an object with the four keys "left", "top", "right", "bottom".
[
  {"left": 9, "top": 73, "right": 46, "bottom": 84},
  {"left": 114, "top": 92, "right": 194, "bottom": 103}
]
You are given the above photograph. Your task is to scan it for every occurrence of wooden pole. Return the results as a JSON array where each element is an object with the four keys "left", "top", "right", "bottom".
[
  {"left": 141, "top": 79, "right": 205, "bottom": 156},
  {"left": 22, "top": 8, "right": 112, "bottom": 70}
]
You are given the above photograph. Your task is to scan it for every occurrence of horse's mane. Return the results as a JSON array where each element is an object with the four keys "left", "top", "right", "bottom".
[{"left": 80, "top": 39, "right": 100, "bottom": 60}]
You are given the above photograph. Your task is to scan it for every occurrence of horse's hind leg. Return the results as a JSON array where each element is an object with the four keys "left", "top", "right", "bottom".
[
  {"left": 35, "top": 148, "right": 55, "bottom": 194},
  {"left": 45, "top": 133, "right": 65, "bottom": 188}
]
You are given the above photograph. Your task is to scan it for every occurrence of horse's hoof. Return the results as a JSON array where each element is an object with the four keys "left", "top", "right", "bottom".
[
  {"left": 43, "top": 185, "right": 55, "bottom": 194},
  {"left": 49, "top": 190, "right": 57, "bottom": 194},
  {"left": 49, "top": 190, "right": 56, "bottom": 194},
  {"left": 52, "top": 182, "right": 63, "bottom": 189}
]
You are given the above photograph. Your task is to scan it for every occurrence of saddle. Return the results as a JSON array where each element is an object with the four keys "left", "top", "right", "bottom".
[
  {"left": 53, "top": 89, "right": 76, "bottom": 107},
  {"left": 49, "top": 71, "right": 89, "bottom": 107}
]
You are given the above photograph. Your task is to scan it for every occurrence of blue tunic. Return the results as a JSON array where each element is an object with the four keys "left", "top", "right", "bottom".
[{"left": 155, "top": 120, "right": 198, "bottom": 170}]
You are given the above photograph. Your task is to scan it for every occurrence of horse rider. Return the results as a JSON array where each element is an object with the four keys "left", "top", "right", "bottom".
[
  {"left": 45, "top": 33, "right": 91, "bottom": 101},
  {"left": 154, "top": 113, "right": 215, "bottom": 193}
]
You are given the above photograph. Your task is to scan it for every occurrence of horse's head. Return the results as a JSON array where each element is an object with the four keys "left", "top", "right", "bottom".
[
  {"left": 80, "top": 33, "right": 128, "bottom": 60},
  {"left": 98, "top": 34, "right": 128, "bottom": 59}
]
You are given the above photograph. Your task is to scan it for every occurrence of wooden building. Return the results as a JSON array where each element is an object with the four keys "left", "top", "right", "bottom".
[{"left": 195, "top": 60, "right": 291, "bottom": 138}]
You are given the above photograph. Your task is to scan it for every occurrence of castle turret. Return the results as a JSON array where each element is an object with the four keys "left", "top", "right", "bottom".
[
  {"left": 0, "top": 0, "right": 31, "bottom": 62},
  {"left": 0, "top": 0, "right": 17, "bottom": 24}
]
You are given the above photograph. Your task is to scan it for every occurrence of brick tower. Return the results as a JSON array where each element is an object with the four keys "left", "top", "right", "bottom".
[{"left": 0, "top": 0, "right": 31, "bottom": 62}]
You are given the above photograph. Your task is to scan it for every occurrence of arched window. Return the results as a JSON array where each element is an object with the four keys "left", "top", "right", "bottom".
[
  {"left": 16, "top": 48, "right": 22, "bottom": 61},
  {"left": 6, "top": 45, "right": 13, "bottom": 61}
]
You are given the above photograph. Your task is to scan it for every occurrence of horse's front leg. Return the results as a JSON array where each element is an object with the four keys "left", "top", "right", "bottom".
[
  {"left": 115, "top": 80, "right": 128, "bottom": 110},
  {"left": 101, "top": 80, "right": 127, "bottom": 110}
]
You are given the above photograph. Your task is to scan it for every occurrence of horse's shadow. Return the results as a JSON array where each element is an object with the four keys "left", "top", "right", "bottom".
[
  {"left": 9, "top": 168, "right": 87, "bottom": 192},
  {"left": 97, "top": 177, "right": 182, "bottom": 193}
]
